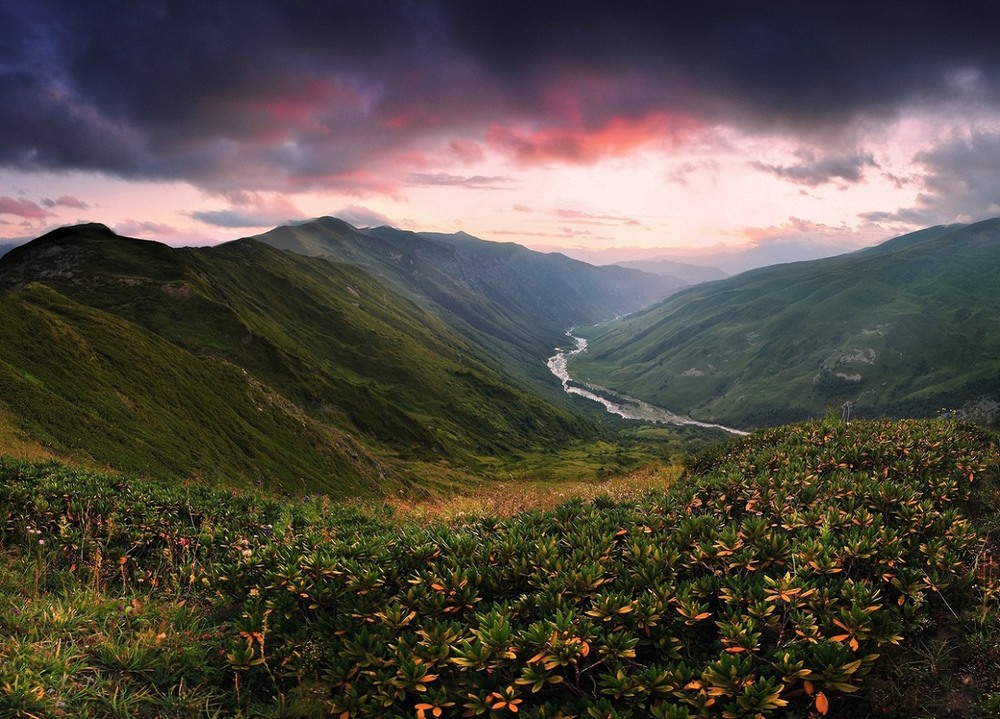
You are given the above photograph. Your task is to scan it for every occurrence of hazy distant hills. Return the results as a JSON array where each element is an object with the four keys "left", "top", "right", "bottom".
[
  {"left": 367, "top": 225, "right": 682, "bottom": 333},
  {"left": 0, "top": 223, "right": 594, "bottom": 494},
  {"left": 254, "top": 218, "right": 681, "bottom": 392},
  {"left": 611, "top": 258, "right": 728, "bottom": 285},
  {"left": 574, "top": 218, "right": 1000, "bottom": 428},
  {"left": 556, "top": 239, "right": 855, "bottom": 276}
]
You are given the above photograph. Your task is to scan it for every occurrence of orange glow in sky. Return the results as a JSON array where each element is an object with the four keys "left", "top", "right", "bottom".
[{"left": 4, "top": 4, "right": 1000, "bottom": 266}]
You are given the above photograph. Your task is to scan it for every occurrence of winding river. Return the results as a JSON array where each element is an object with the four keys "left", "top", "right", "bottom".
[{"left": 547, "top": 333, "right": 748, "bottom": 436}]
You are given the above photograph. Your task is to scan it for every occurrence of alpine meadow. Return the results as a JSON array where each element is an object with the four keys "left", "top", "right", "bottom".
[{"left": 4, "top": 3, "right": 1000, "bottom": 719}]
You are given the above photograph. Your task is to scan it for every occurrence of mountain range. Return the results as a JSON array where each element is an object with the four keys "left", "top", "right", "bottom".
[
  {"left": 0, "top": 221, "right": 678, "bottom": 494},
  {"left": 573, "top": 219, "right": 1000, "bottom": 428},
  {"left": 553, "top": 237, "right": 857, "bottom": 276},
  {"left": 252, "top": 217, "right": 681, "bottom": 395},
  {"left": 610, "top": 258, "right": 728, "bottom": 285},
  {"left": 4, "top": 216, "right": 1000, "bottom": 493}
]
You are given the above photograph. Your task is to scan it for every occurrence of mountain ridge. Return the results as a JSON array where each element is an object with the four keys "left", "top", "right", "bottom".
[
  {"left": 253, "top": 218, "right": 683, "bottom": 399},
  {"left": 572, "top": 218, "right": 1000, "bottom": 427},
  {"left": 0, "top": 223, "right": 597, "bottom": 494}
]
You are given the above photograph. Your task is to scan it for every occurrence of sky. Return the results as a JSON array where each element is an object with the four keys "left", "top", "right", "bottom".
[{"left": 3, "top": 1, "right": 1000, "bottom": 264}]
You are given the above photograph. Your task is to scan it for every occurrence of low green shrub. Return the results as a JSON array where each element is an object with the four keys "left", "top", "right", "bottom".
[{"left": 2, "top": 418, "right": 998, "bottom": 717}]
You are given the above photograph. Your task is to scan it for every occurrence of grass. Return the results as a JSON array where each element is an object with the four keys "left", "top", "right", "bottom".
[
  {"left": 0, "top": 405, "right": 64, "bottom": 464},
  {"left": 382, "top": 462, "right": 682, "bottom": 521},
  {"left": 0, "top": 453, "right": 678, "bottom": 718}
]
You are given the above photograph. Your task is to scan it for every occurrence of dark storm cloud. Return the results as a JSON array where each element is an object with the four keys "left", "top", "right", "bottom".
[
  {"left": 443, "top": 1, "right": 1000, "bottom": 124},
  {"left": 4, "top": 0, "right": 1000, "bottom": 190},
  {"left": 0, "top": 0, "right": 490, "bottom": 188},
  {"left": 913, "top": 131, "right": 1000, "bottom": 217},
  {"left": 861, "top": 129, "right": 1000, "bottom": 225},
  {"left": 41, "top": 195, "right": 89, "bottom": 209},
  {"left": 751, "top": 150, "right": 880, "bottom": 187}
]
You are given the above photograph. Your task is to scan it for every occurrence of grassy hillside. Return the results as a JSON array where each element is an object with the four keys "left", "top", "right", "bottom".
[
  {"left": 2, "top": 417, "right": 998, "bottom": 717},
  {"left": 255, "top": 218, "right": 680, "bottom": 397},
  {"left": 574, "top": 219, "right": 1000, "bottom": 428},
  {"left": 0, "top": 224, "right": 595, "bottom": 495}
]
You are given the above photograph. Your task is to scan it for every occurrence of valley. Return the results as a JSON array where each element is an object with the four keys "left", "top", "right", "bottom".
[
  {"left": 572, "top": 219, "right": 1000, "bottom": 430},
  {"left": 2, "top": 217, "right": 1000, "bottom": 718},
  {"left": 0, "top": 222, "right": 688, "bottom": 497},
  {"left": 8, "top": 6, "right": 1000, "bottom": 717},
  {"left": 548, "top": 333, "right": 747, "bottom": 435}
]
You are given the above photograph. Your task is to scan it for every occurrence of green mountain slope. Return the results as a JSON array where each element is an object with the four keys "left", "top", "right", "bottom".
[
  {"left": 254, "top": 218, "right": 679, "bottom": 394},
  {"left": 369, "top": 225, "right": 684, "bottom": 336},
  {"left": 573, "top": 218, "right": 1000, "bottom": 428},
  {"left": 0, "top": 224, "right": 592, "bottom": 494}
]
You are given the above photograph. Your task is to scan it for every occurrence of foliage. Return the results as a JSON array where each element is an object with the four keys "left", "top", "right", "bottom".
[{"left": 2, "top": 418, "right": 999, "bottom": 716}]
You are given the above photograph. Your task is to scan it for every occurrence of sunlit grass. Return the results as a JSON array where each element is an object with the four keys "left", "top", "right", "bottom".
[{"left": 384, "top": 462, "right": 681, "bottom": 521}]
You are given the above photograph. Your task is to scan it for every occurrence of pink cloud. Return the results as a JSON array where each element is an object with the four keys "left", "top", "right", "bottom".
[
  {"left": 225, "top": 191, "right": 301, "bottom": 215},
  {"left": 739, "top": 217, "right": 883, "bottom": 251},
  {"left": 448, "top": 139, "right": 484, "bottom": 164},
  {"left": 114, "top": 219, "right": 184, "bottom": 237},
  {"left": 741, "top": 217, "right": 840, "bottom": 245},
  {"left": 283, "top": 170, "right": 403, "bottom": 198},
  {"left": 487, "top": 113, "right": 698, "bottom": 165},
  {"left": 406, "top": 173, "right": 513, "bottom": 190},
  {"left": 241, "top": 76, "right": 375, "bottom": 140},
  {"left": 554, "top": 208, "right": 642, "bottom": 227},
  {"left": 382, "top": 106, "right": 450, "bottom": 132},
  {"left": 0, "top": 197, "right": 49, "bottom": 219},
  {"left": 391, "top": 150, "right": 435, "bottom": 169},
  {"left": 41, "top": 195, "right": 90, "bottom": 209},
  {"left": 112, "top": 219, "right": 220, "bottom": 246},
  {"left": 334, "top": 205, "right": 395, "bottom": 227},
  {"left": 191, "top": 191, "right": 305, "bottom": 228},
  {"left": 489, "top": 227, "right": 614, "bottom": 241}
]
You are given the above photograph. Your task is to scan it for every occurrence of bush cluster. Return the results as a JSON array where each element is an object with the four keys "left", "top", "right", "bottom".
[{"left": 1, "top": 418, "right": 999, "bottom": 718}]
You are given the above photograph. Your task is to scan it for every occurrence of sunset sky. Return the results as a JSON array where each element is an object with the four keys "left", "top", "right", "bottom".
[{"left": 4, "top": 1, "right": 1000, "bottom": 263}]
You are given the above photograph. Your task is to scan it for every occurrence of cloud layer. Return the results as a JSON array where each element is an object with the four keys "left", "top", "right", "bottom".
[
  {"left": 5, "top": 2, "right": 1000, "bottom": 189},
  {"left": 5, "top": 1, "right": 1000, "bottom": 247}
]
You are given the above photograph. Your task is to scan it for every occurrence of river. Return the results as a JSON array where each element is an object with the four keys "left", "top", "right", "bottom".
[{"left": 547, "top": 333, "right": 748, "bottom": 436}]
